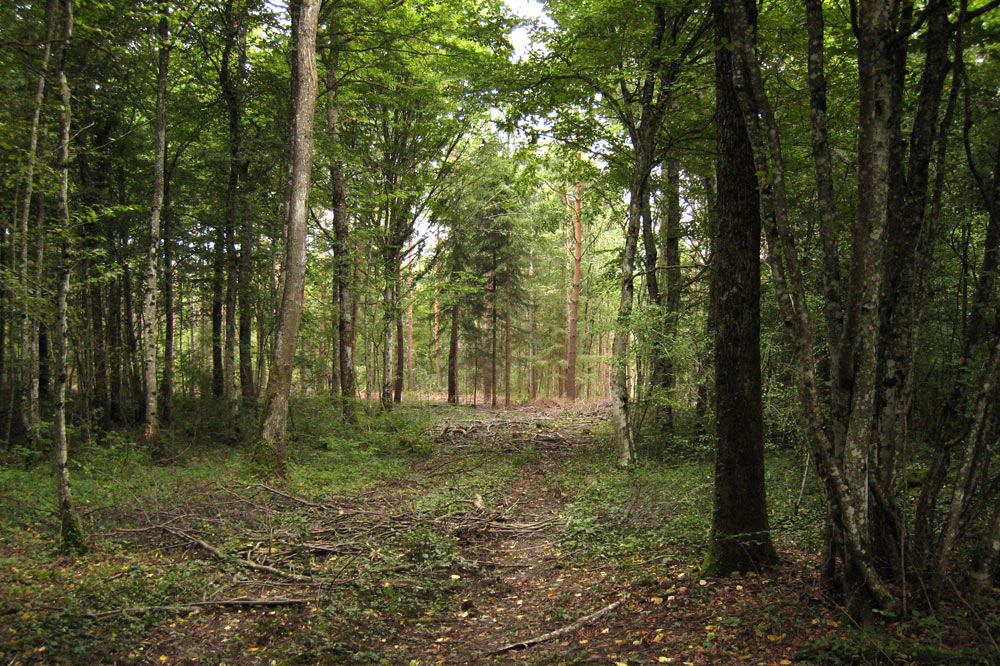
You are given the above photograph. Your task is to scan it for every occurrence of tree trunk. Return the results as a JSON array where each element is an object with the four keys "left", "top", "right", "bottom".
[
  {"left": 18, "top": 0, "right": 59, "bottom": 449},
  {"left": 259, "top": 0, "right": 320, "bottom": 468},
  {"left": 567, "top": 183, "right": 582, "bottom": 402},
  {"left": 324, "top": 58, "right": 356, "bottom": 421},
  {"left": 211, "top": 236, "right": 225, "bottom": 398},
  {"left": 394, "top": 307, "right": 404, "bottom": 403},
  {"left": 161, "top": 153, "right": 175, "bottom": 422},
  {"left": 447, "top": 301, "right": 459, "bottom": 404},
  {"left": 529, "top": 250, "right": 537, "bottom": 401},
  {"left": 55, "top": 0, "right": 84, "bottom": 554},
  {"left": 703, "top": 0, "right": 778, "bottom": 577},
  {"left": 407, "top": 289, "right": 414, "bottom": 393},
  {"left": 142, "top": 6, "right": 169, "bottom": 446}
]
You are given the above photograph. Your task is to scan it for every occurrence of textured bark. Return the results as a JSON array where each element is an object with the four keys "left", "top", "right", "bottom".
[
  {"left": 161, "top": 167, "right": 174, "bottom": 423},
  {"left": 804, "top": 0, "right": 847, "bottom": 452},
  {"left": 324, "top": 58, "right": 356, "bottom": 421},
  {"left": 723, "top": 0, "right": 897, "bottom": 613},
  {"left": 259, "top": 0, "right": 320, "bottom": 464},
  {"left": 566, "top": 184, "right": 582, "bottom": 402},
  {"left": 873, "top": 5, "right": 952, "bottom": 569},
  {"left": 703, "top": 0, "right": 778, "bottom": 576},
  {"left": 18, "top": 0, "right": 59, "bottom": 448},
  {"left": 142, "top": 7, "right": 169, "bottom": 445},
  {"left": 55, "top": 0, "right": 84, "bottom": 554}
]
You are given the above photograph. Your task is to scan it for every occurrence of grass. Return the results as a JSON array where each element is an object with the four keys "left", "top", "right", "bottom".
[{"left": 1, "top": 400, "right": 996, "bottom": 665}]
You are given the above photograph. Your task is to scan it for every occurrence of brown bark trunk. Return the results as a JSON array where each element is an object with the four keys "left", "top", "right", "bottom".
[
  {"left": 259, "top": 0, "right": 320, "bottom": 466},
  {"left": 567, "top": 183, "right": 582, "bottom": 402},
  {"left": 324, "top": 58, "right": 356, "bottom": 421}
]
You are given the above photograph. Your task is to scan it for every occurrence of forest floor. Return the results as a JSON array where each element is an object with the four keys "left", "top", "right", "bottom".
[{"left": 1, "top": 402, "right": 998, "bottom": 665}]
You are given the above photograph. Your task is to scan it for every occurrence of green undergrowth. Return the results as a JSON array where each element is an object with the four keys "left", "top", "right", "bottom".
[{"left": 550, "top": 437, "right": 827, "bottom": 566}]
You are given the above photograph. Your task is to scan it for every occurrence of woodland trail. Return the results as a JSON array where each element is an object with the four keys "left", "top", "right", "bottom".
[
  {"left": 1, "top": 404, "right": 904, "bottom": 665},
  {"left": 390, "top": 405, "right": 627, "bottom": 664},
  {"left": 383, "top": 405, "right": 816, "bottom": 665}
]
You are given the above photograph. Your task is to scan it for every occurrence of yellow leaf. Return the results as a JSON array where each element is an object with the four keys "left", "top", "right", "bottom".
[
  {"left": 826, "top": 619, "right": 839, "bottom": 627},
  {"left": 780, "top": 661, "right": 793, "bottom": 665},
  {"left": 650, "top": 596, "right": 664, "bottom": 605},
  {"left": 159, "top": 657, "right": 168, "bottom": 663},
  {"left": 698, "top": 579, "right": 708, "bottom": 586},
  {"left": 767, "top": 634, "right": 780, "bottom": 641}
]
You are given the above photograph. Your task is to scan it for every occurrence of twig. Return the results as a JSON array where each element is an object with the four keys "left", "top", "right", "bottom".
[
  {"left": 485, "top": 595, "right": 626, "bottom": 655},
  {"left": 162, "top": 526, "right": 315, "bottom": 583},
  {"left": 88, "top": 597, "right": 311, "bottom": 619}
]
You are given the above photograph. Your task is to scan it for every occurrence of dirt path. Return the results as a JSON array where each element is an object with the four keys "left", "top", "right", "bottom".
[
  {"left": 392, "top": 412, "right": 623, "bottom": 664},
  {"left": 385, "top": 406, "right": 817, "bottom": 666}
]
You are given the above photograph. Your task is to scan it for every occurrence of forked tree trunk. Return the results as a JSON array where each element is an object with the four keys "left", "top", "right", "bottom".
[{"left": 259, "top": 0, "right": 320, "bottom": 467}]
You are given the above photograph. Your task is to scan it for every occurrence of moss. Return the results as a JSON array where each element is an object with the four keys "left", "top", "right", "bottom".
[
  {"left": 251, "top": 439, "right": 287, "bottom": 478},
  {"left": 60, "top": 507, "right": 87, "bottom": 555}
]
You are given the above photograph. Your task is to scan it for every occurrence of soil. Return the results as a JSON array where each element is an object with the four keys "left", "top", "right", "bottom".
[{"left": 2, "top": 405, "right": 996, "bottom": 665}]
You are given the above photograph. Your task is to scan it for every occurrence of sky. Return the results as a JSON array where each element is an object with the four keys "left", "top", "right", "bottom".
[{"left": 504, "top": 0, "right": 553, "bottom": 60}]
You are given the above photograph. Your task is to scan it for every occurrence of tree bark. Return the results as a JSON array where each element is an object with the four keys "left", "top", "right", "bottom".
[
  {"left": 18, "top": 0, "right": 59, "bottom": 449},
  {"left": 259, "top": 0, "right": 320, "bottom": 467},
  {"left": 324, "top": 55, "right": 356, "bottom": 421},
  {"left": 703, "top": 0, "right": 778, "bottom": 577},
  {"left": 142, "top": 6, "right": 169, "bottom": 446},
  {"left": 55, "top": 0, "right": 84, "bottom": 554},
  {"left": 566, "top": 183, "right": 582, "bottom": 402},
  {"left": 447, "top": 301, "right": 459, "bottom": 404}
]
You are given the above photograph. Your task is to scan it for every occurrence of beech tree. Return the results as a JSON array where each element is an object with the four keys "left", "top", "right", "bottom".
[{"left": 258, "top": 0, "right": 320, "bottom": 467}]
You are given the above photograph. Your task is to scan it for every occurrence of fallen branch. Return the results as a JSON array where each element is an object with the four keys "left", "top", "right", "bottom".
[
  {"left": 485, "top": 595, "right": 626, "bottom": 655},
  {"left": 163, "top": 526, "right": 314, "bottom": 583},
  {"left": 88, "top": 596, "right": 310, "bottom": 619}
]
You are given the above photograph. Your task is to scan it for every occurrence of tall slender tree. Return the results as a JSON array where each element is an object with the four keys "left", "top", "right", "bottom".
[{"left": 258, "top": 0, "right": 320, "bottom": 467}]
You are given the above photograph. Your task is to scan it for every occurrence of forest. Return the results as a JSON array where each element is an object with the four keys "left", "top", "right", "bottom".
[{"left": 1, "top": 0, "right": 999, "bottom": 663}]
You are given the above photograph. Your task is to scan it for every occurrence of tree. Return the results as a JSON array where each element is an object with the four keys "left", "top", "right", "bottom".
[
  {"left": 702, "top": 0, "right": 778, "bottom": 577},
  {"left": 258, "top": 0, "right": 320, "bottom": 467},
  {"left": 142, "top": 3, "right": 170, "bottom": 446},
  {"left": 54, "top": 0, "right": 85, "bottom": 554}
]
